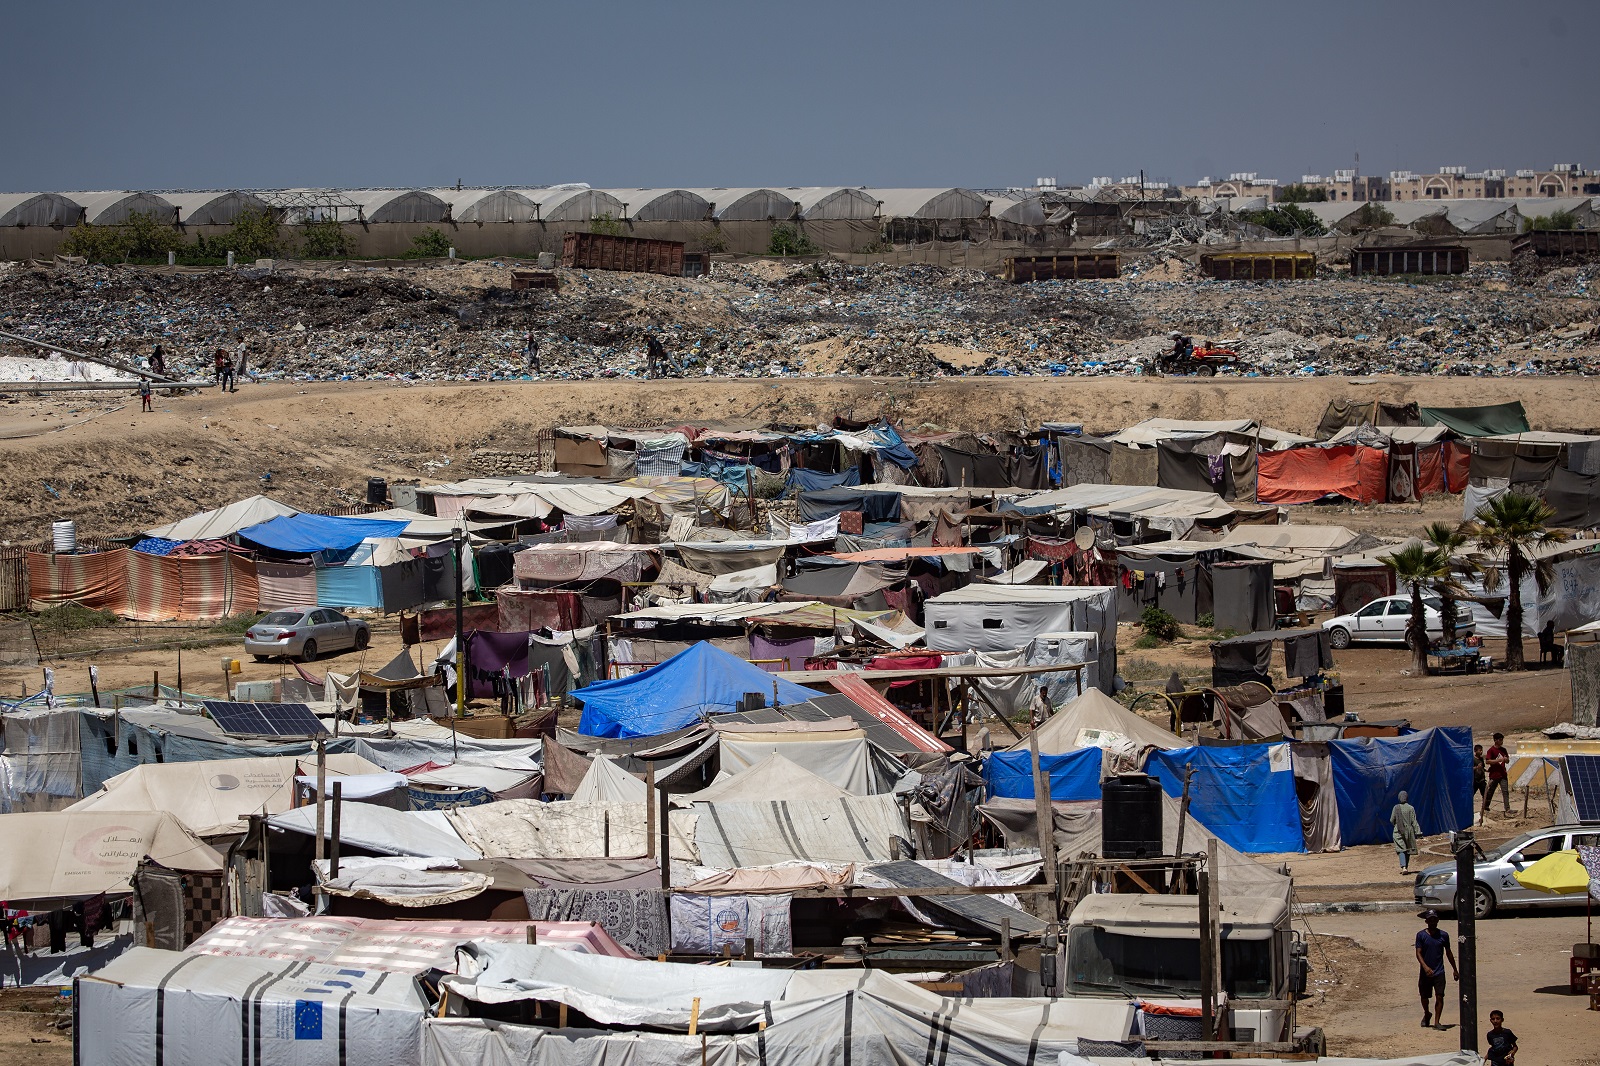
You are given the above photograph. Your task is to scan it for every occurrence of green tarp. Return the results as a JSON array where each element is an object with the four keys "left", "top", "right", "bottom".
[{"left": 1418, "top": 401, "right": 1530, "bottom": 437}]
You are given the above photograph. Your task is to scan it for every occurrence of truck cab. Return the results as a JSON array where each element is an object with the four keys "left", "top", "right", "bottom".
[{"left": 1063, "top": 893, "right": 1300, "bottom": 1045}]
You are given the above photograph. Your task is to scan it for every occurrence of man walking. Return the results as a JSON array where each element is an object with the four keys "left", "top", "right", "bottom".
[
  {"left": 1414, "top": 909, "right": 1457, "bottom": 1029},
  {"left": 1483, "top": 732, "right": 1511, "bottom": 817},
  {"left": 138, "top": 378, "right": 153, "bottom": 413},
  {"left": 1391, "top": 790, "right": 1421, "bottom": 873},
  {"left": 524, "top": 332, "right": 540, "bottom": 375}
]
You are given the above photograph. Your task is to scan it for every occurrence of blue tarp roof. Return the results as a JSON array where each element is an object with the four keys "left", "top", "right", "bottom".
[
  {"left": 572, "top": 641, "right": 820, "bottom": 739},
  {"left": 237, "top": 514, "right": 411, "bottom": 553},
  {"left": 1327, "top": 726, "right": 1472, "bottom": 846},
  {"left": 1147, "top": 742, "right": 1304, "bottom": 854},
  {"left": 983, "top": 747, "right": 1102, "bottom": 802}
]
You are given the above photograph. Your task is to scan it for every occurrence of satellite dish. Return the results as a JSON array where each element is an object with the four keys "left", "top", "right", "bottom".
[{"left": 1074, "top": 527, "right": 1096, "bottom": 550}]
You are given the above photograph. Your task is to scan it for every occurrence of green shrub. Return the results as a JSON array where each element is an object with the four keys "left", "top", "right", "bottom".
[
  {"left": 590, "top": 213, "right": 625, "bottom": 237},
  {"left": 768, "top": 223, "right": 816, "bottom": 256},
  {"left": 1139, "top": 606, "right": 1180, "bottom": 643},
  {"left": 32, "top": 603, "right": 118, "bottom": 631},
  {"left": 1196, "top": 612, "right": 1214, "bottom": 629},
  {"left": 403, "top": 228, "right": 452, "bottom": 259},
  {"left": 1133, "top": 633, "right": 1161, "bottom": 650},
  {"left": 60, "top": 211, "right": 186, "bottom": 264},
  {"left": 300, "top": 219, "right": 355, "bottom": 259}
]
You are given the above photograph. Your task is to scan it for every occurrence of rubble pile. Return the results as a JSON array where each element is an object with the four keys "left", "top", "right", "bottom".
[{"left": 0, "top": 254, "right": 1594, "bottom": 382}]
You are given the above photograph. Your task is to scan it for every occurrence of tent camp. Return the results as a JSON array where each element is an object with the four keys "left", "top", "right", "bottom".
[
  {"left": 67, "top": 753, "right": 385, "bottom": 837},
  {"left": 573, "top": 641, "right": 818, "bottom": 738},
  {"left": 677, "top": 752, "right": 852, "bottom": 805},
  {"left": 1015, "top": 688, "right": 1185, "bottom": 754},
  {"left": 923, "top": 585, "right": 1117, "bottom": 690},
  {"left": 143, "top": 495, "right": 297, "bottom": 542},
  {"left": 0, "top": 811, "right": 223, "bottom": 903}
]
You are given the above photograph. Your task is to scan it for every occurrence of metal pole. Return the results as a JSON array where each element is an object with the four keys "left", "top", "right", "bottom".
[
  {"left": 1453, "top": 830, "right": 1478, "bottom": 1053},
  {"left": 645, "top": 763, "right": 657, "bottom": 859},
  {"left": 451, "top": 526, "right": 464, "bottom": 763},
  {"left": 329, "top": 781, "right": 343, "bottom": 878},
  {"left": 314, "top": 735, "right": 327, "bottom": 866}
]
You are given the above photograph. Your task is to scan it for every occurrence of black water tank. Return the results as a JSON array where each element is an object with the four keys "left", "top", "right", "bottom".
[
  {"left": 1101, "top": 773, "right": 1164, "bottom": 859},
  {"left": 366, "top": 477, "right": 388, "bottom": 505}
]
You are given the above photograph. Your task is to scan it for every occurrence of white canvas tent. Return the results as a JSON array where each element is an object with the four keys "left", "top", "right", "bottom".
[
  {"left": 1012, "top": 687, "right": 1184, "bottom": 754},
  {"left": 677, "top": 752, "right": 851, "bottom": 805},
  {"left": 570, "top": 755, "right": 648, "bottom": 804},
  {"left": 68, "top": 753, "right": 384, "bottom": 836},
  {"left": 714, "top": 726, "right": 876, "bottom": 794},
  {"left": 143, "top": 494, "right": 297, "bottom": 541},
  {"left": 0, "top": 811, "right": 222, "bottom": 902},
  {"left": 77, "top": 946, "right": 428, "bottom": 1066}
]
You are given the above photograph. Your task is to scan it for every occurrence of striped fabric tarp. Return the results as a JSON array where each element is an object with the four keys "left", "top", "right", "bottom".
[
  {"left": 28, "top": 549, "right": 131, "bottom": 614},
  {"left": 256, "top": 559, "right": 318, "bottom": 610}
]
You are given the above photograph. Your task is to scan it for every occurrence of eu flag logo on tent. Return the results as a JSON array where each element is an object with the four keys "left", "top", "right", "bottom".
[{"left": 294, "top": 1000, "right": 323, "bottom": 1040}]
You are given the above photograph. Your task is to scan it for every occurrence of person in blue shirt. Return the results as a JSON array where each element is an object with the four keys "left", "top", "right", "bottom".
[{"left": 1414, "top": 909, "right": 1458, "bottom": 1029}]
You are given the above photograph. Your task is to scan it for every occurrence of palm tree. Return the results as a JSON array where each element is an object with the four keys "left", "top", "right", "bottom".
[
  {"left": 1423, "top": 521, "right": 1469, "bottom": 644},
  {"left": 1463, "top": 493, "right": 1568, "bottom": 671},
  {"left": 1382, "top": 543, "right": 1453, "bottom": 676}
]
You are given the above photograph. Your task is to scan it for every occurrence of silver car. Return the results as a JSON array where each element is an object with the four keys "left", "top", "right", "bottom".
[
  {"left": 244, "top": 608, "right": 369, "bottom": 663},
  {"left": 1322, "top": 594, "right": 1475, "bottom": 650},
  {"left": 1413, "top": 825, "right": 1600, "bottom": 918}
]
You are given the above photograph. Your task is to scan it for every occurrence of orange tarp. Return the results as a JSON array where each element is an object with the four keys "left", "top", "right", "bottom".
[{"left": 1256, "top": 445, "right": 1388, "bottom": 506}]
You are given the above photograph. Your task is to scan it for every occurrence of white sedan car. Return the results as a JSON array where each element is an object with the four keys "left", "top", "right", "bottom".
[{"left": 1322, "top": 594, "right": 1474, "bottom": 649}]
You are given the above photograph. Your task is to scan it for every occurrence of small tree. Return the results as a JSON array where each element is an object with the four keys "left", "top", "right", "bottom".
[
  {"left": 1353, "top": 202, "right": 1395, "bottom": 230},
  {"left": 1382, "top": 543, "right": 1452, "bottom": 675},
  {"left": 1423, "top": 521, "right": 1469, "bottom": 643},
  {"left": 403, "top": 228, "right": 452, "bottom": 259},
  {"left": 60, "top": 211, "right": 184, "bottom": 263},
  {"left": 221, "top": 209, "right": 286, "bottom": 260},
  {"left": 300, "top": 218, "right": 354, "bottom": 259},
  {"left": 1139, "top": 606, "right": 1179, "bottom": 643},
  {"left": 1279, "top": 183, "right": 1328, "bottom": 203},
  {"left": 1237, "top": 203, "right": 1327, "bottom": 237},
  {"left": 1464, "top": 493, "right": 1567, "bottom": 671},
  {"left": 1526, "top": 209, "right": 1578, "bottom": 232},
  {"left": 590, "top": 213, "right": 626, "bottom": 237},
  {"left": 768, "top": 223, "right": 816, "bottom": 256}
]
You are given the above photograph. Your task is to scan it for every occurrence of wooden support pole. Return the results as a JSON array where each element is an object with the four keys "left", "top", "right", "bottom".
[
  {"left": 1029, "top": 729, "right": 1057, "bottom": 888},
  {"left": 1206, "top": 838, "right": 1222, "bottom": 1037},
  {"left": 1170, "top": 768, "right": 1195, "bottom": 893},
  {"left": 646, "top": 763, "right": 657, "bottom": 859},
  {"left": 1198, "top": 861, "right": 1216, "bottom": 1040}
]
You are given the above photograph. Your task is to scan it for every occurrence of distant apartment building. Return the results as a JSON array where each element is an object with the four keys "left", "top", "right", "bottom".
[
  {"left": 1180, "top": 172, "right": 1280, "bottom": 202},
  {"left": 1387, "top": 166, "right": 1507, "bottom": 200},
  {"left": 1296, "top": 170, "right": 1389, "bottom": 202},
  {"left": 1086, "top": 176, "right": 1179, "bottom": 200},
  {"left": 1504, "top": 164, "right": 1600, "bottom": 198}
]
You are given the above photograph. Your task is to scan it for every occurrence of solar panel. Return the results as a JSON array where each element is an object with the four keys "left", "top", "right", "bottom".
[
  {"left": 203, "top": 700, "right": 328, "bottom": 738},
  {"left": 1569, "top": 754, "right": 1600, "bottom": 822}
]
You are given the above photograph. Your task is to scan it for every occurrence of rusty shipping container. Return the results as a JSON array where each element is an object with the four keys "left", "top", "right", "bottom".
[
  {"left": 1005, "top": 253, "right": 1120, "bottom": 282},
  {"left": 561, "top": 232, "right": 687, "bottom": 276},
  {"left": 1349, "top": 246, "right": 1468, "bottom": 277},
  {"left": 1526, "top": 230, "right": 1600, "bottom": 257},
  {"left": 1199, "top": 252, "right": 1316, "bottom": 281}
]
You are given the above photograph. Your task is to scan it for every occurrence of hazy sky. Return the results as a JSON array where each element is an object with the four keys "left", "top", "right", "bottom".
[{"left": 8, "top": 0, "right": 1594, "bottom": 192}]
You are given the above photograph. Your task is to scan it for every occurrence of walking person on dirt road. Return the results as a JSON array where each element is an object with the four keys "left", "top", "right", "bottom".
[
  {"left": 1391, "top": 790, "right": 1421, "bottom": 873},
  {"left": 1472, "top": 744, "right": 1488, "bottom": 807},
  {"left": 139, "top": 378, "right": 153, "bottom": 413},
  {"left": 1414, "top": 909, "right": 1457, "bottom": 1029},
  {"left": 1483, "top": 732, "right": 1511, "bottom": 818}
]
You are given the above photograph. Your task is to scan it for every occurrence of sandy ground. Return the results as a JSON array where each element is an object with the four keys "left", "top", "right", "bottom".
[
  {"left": 1297, "top": 910, "right": 1600, "bottom": 1063},
  {"left": 1, "top": 375, "right": 1600, "bottom": 540},
  {"left": 0, "top": 989, "right": 71, "bottom": 1066}
]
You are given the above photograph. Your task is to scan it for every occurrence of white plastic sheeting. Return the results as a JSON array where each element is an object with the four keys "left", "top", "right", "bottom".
[
  {"left": 692, "top": 795, "right": 907, "bottom": 868},
  {"left": 924, "top": 585, "right": 1116, "bottom": 692},
  {"left": 444, "top": 942, "right": 793, "bottom": 1028},
  {"left": 0, "top": 811, "right": 222, "bottom": 901},
  {"left": 77, "top": 946, "right": 428, "bottom": 1066},
  {"left": 445, "top": 799, "right": 696, "bottom": 860},
  {"left": 677, "top": 753, "right": 851, "bottom": 806},
  {"left": 716, "top": 730, "right": 875, "bottom": 795},
  {"left": 268, "top": 802, "right": 479, "bottom": 859},
  {"left": 571, "top": 756, "right": 648, "bottom": 804}
]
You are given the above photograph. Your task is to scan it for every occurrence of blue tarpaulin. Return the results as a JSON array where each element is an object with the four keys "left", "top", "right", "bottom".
[
  {"left": 315, "top": 565, "right": 383, "bottom": 609},
  {"left": 1146, "top": 743, "right": 1305, "bottom": 853},
  {"left": 1326, "top": 726, "right": 1473, "bottom": 846},
  {"left": 572, "top": 642, "right": 819, "bottom": 739},
  {"left": 787, "top": 467, "right": 862, "bottom": 494},
  {"left": 983, "top": 747, "right": 1102, "bottom": 801},
  {"left": 238, "top": 514, "right": 411, "bottom": 553}
]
